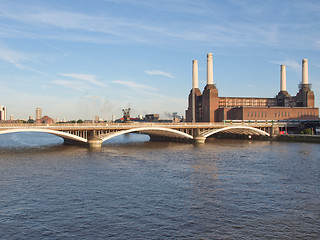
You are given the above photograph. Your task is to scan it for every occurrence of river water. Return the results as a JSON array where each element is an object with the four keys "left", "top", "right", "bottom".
[{"left": 0, "top": 132, "right": 319, "bottom": 239}]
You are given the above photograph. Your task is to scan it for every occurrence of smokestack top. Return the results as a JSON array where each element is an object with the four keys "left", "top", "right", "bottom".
[
  {"left": 280, "top": 65, "right": 286, "bottom": 91},
  {"left": 192, "top": 60, "right": 198, "bottom": 89},
  {"left": 207, "top": 53, "right": 213, "bottom": 85},
  {"left": 302, "top": 59, "right": 308, "bottom": 85}
]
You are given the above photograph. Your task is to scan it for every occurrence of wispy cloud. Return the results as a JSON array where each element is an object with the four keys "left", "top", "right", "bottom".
[
  {"left": 0, "top": 84, "right": 15, "bottom": 94},
  {"left": 58, "top": 73, "right": 106, "bottom": 87},
  {"left": 103, "top": 0, "right": 209, "bottom": 15},
  {"left": 0, "top": 46, "right": 30, "bottom": 69},
  {"left": 0, "top": 45, "right": 53, "bottom": 77},
  {"left": 269, "top": 60, "right": 300, "bottom": 71},
  {"left": 51, "top": 80, "right": 88, "bottom": 91},
  {"left": 144, "top": 70, "right": 175, "bottom": 78},
  {"left": 0, "top": 1, "right": 319, "bottom": 51},
  {"left": 113, "top": 80, "right": 157, "bottom": 91}
]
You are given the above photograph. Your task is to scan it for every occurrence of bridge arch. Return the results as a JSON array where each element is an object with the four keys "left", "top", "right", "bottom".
[
  {"left": 101, "top": 127, "right": 193, "bottom": 142},
  {"left": 202, "top": 126, "right": 270, "bottom": 138},
  {"left": 0, "top": 128, "right": 88, "bottom": 143}
]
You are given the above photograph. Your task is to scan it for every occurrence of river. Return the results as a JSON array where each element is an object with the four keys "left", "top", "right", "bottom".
[{"left": 0, "top": 132, "right": 319, "bottom": 239}]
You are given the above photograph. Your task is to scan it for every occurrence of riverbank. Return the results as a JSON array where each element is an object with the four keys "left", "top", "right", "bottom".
[{"left": 273, "top": 134, "right": 320, "bottom": 143}]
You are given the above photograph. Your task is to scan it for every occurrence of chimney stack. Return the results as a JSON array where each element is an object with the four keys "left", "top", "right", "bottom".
[
  {"left": 280, "top": 65, "right": 286, "bottom": 91},
  {"left": 207, "top": 53, "right": 213, "bottom": 85},
  {"left": 302, "top": 59, "right": 308, "bottom": 85},
  {"left": 192, "top": 60, "right": 198, "bottom": 89}
]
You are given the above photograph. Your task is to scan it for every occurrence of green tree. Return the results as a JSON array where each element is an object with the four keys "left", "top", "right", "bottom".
[{"left": 303, "top": 128, "right": 312, "bottom": 135}]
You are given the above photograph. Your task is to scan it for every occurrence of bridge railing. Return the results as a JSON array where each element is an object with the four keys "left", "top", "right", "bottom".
[{"left": 0, "top": 121, "right": 277, "bottom": 129}]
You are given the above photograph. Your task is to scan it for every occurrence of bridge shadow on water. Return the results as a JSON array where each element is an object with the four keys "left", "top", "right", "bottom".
[
  {"left": 0, "top": 132, "right": 187, "bottom": 155},
  {"left": 0, "top": 132, "right": 68, "bottom": 155}
]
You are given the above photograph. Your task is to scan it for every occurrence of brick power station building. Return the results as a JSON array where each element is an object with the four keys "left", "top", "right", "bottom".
[{"left": 186, "top": 54, "right": 319, "bottom": 122}]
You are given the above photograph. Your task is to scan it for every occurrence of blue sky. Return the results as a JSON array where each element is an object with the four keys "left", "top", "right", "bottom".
[{"left": 0, "top": 0, "right": 319, "bottom": 120}]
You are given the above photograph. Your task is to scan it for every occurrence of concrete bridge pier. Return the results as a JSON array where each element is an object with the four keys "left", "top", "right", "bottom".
[
  {"left": 193, "top": 128, "right": 206, "bottom": 144},
  {"left": 271, "top": 125, "right": 280, "bottom": 137},
  {"left": 88, "top": 138, "right": 103, "bottom": 149},
  {"left": 193, "top": 136, "right": 206, "bottom": 144}
]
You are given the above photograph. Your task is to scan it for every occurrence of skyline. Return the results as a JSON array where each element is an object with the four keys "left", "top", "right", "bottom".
[{"left": 0, "top": 0, "right": 320, "bottom": 120}]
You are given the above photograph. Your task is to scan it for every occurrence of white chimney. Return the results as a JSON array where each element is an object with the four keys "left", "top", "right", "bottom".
[
  {"left": 207, "top": 53, "right": 213, "bottom": 85},
  {"left": 280, "top": 65, "right": 286, "bottom": 91},
  {"left": 192, "top": 60, "right": 198, "bottom": 89},
  {"left": 302, "top": 59, "right": 308, "bottom": 85}
]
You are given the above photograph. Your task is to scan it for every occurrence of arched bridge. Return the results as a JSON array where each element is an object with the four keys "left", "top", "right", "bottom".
[{"left": 0, "top": 122, "right": 277, "bottom": 148}]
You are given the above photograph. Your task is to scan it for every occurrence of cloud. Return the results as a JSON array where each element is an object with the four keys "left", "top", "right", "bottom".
[
  {"left": 58, "top": 73, "right": 106, "bottom": 87},
  {"left": 0, "top": 45, "right": 51, "bottom": 76},
  {"left": 144, "top": 70, "right": 175, "bottom": 78},
  {"left": 51, "top": 80, "right": 88, "bottom": 91},
  {"left": 0, "top": 46, "right": 31, "bottom": 69},
  {"left": 103, "top": 0, "right": 209, "bottom": 15},
  {"left": 269, "top": 60, "right": 300, "bottom": 70},
  {"left": 0, "top": 7, "right": 152, "bottom": 44},
  {"left": 0, "top": 1, "right": 319, "bottom": 51},
  {"left": 112, "top": 80, "right": 157, "bottom": 91},
  {"left": 0, "top": 3, "right": 290, "bottom": 49},
  {"left": 0, "top": 84, "right": 15, "bottom": 94}
]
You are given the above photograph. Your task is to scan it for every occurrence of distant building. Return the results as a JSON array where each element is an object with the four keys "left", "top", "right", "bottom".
[
  {"left": 10, "top": 115, "right": 14, "bottom": 121},
  {"left": 186, "top": 54, "right": 319, "bottom": 122},
  {"left": 0, "top": 105, "right": 7, "bottom": 121},
  {"left": 145, "top": 114, "right": 160, "bottom": 122},
  {"left": 28, "top": 116, "right": 34, "bottom": 123},
  {"left": 172, "top": 117, "right": 181, "bottom": 123},
  {"left": 36, "top": 108, "right": 42, "bottom": 120},
  {"left": 35, "top": 115, "right": 55, "bottom": 124}
]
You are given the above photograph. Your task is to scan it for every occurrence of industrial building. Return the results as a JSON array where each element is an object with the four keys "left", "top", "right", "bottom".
[{"left": 186, "top": 54, "right": 319, "bottom": 122}]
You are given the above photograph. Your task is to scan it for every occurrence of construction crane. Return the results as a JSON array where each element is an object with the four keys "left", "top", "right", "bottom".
[{"left": 122, "top": 108, "right": 131, "bottom": 122}]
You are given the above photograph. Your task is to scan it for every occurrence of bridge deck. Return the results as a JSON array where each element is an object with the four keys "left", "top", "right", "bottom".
[
  {"left": 0, "top": 122, "right": 276, "bottom": 130},
  {"left": 0, "top": 122, "right": 280, "bottom": 148}
]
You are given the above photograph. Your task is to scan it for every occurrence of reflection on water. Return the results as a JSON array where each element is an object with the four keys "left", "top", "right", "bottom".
[{"left": 0, "top": 133, "right": 319, "bottom": 239}]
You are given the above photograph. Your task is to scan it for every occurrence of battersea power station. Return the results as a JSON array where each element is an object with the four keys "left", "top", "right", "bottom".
[{"left": 186, "top": 53, "right": 319, "bottom": 122}]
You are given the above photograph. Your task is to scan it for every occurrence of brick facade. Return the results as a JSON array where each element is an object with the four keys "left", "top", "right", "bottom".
[{"left": 186, "top": 85, "right": 319, "bottom": 122}]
